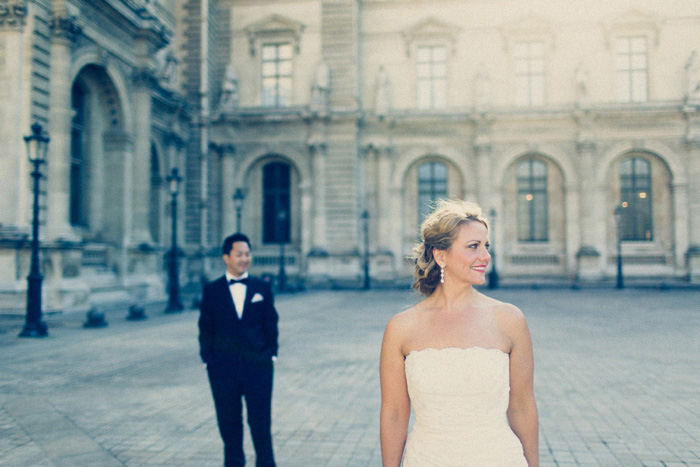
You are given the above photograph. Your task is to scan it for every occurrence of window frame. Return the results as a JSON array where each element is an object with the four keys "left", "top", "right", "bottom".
[
  {"left": 619, "top": 157, "right": 653, "bottom": 241},
  {"left": 417, "top": 160, "right": 449, "bottom": 225},
  {"left": 615, "top": 36, "right": 648, "bottom": 103},
  {"left": 516, "top": 158, "right": 548, "bottom": 242},
  {"left": 262, "top": 161, "right": 291, "bottom": 244},
  {"left": 514, "top": 41, "right": 546, "bottom": 107},
  {"left": 415, "top": 45, "right": 448, "bottom": 110},
  {"left": 260, "top": 42, "right": 293, "bottom": 108}
]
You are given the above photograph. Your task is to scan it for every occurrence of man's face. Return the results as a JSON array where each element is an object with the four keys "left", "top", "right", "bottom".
[{"left": 223, "top": 241, "right": 251, "bottom": 277}]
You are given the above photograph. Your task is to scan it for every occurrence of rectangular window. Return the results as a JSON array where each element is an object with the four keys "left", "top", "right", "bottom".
[
  {"left": 261, "top": 43, "right": 293, "bottom": 107},
  {"left": 416, "top": 46, "right": 447, "bottom": 109},
  {"left": 615, "top": 36, "right": 648, "bottom": 103},
  {"left": 514, "top": 42, "right": 545, "bottom": 107}
]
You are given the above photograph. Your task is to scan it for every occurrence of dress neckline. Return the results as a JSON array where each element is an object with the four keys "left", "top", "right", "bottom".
[{"left": 406, "top": 346, "right": 508, "bottom": 359}]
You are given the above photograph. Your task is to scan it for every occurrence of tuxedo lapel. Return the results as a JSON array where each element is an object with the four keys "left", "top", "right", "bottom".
[
  {"left": 217, "top": 276, "right": 239, "bottom": 319},
  {"left": 241, "top": 280, "right": 255, "bottom": 319}
]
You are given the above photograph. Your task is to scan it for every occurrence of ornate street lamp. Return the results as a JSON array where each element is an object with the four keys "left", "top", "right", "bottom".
[
  {"left": 362, "top": 210, "right": 370, "bottom": 290},
  {"left": 614, "top": 205, "right": 624, "bottom": 289},
  {"left": 165, "top": 167, "right": 184, "bottom": 313},
  {"left": 277, "top": 209, "right": 288, "bottom": 291},
  {"left": 488, "top": 208, "right": 499, "bottom": 289},
  {"left": 233, "top": 188, "right": 246, "bottom": 233},
  {"left": 20, "top": 123, "right": 50, "bottom": 338}
]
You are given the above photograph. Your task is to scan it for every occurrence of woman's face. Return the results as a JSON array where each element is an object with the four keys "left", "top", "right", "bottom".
[{"left": 439, "top": 221, "right": 491, "bottom": 286}]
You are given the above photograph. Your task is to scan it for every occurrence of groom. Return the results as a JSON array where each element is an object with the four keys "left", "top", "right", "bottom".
[{"left": 199, "top": 233, "right": 279, "bottom": 467}]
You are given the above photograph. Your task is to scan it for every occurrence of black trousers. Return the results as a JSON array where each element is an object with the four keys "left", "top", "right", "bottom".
[{"left": 207, "top": 358, "right": 275, "bottom": 467}]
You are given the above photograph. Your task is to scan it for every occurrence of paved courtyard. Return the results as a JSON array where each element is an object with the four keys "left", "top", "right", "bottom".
[{"left": 0, "top": 287, "right": 698, "bottom": 466}]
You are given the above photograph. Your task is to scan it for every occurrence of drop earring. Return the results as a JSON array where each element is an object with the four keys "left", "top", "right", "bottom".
[{"left": 440, "top": 265, "right": 445, "bottom": 284}]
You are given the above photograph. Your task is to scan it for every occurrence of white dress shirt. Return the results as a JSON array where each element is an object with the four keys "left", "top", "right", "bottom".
[{"left": 225, "top": 271, "right": 248, "bottom": 319}]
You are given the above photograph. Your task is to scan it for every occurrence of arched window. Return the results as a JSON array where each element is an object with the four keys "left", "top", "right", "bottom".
[
  {"left": 619, "top": 157, "right": 652, "bottom": 241},
  {"left": 148, "top": 144, "right": 161, "bottom": 243},
  {"left": 263, "top": 162, "right": 291, "bottom": 244},
  {"left": 417, "top": 161, "right": 448, "bottom": 223},
  {"left": 516, "top": 159, "right": 548, "bottom": 241},
  {"left": 70, "top": 81, "right": 88, "bottom": 226}
]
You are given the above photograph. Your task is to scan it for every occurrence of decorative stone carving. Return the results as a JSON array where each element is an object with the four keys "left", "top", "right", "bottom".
[
  {"left": 50, "top": 15, "right": 82, "bottom": 42},
  {"left": 155, "top": 46, "right": 178, "bottom": 89},
  {"left": 473, "top": 65, "right": 492, "bottom": 112},
  {"left": 685, "top": 50, "right": 700, "bottom": 102},
  {"left": 0, "top": 1, "right": 27, "bottom": 30},
  {"left": 375, "top": 66, "right": 392, "bottom": 118},
  {"left": 574, "top": 61, "right": 589, "bottom": 107},
  {"left": 132, "top": 67, "right": 157, "bottom": 88},
  {"left": 310, "top": 60, "right": 330, "bottom": 115},
  {"left": 217, "top": 63, "right": 239, "bottom": 114}
]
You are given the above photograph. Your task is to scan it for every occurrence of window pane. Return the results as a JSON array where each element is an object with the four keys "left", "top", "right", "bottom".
[
  {"left": 278, "top": 43, "right": 293, "bottom": 59},
  {"left": 261, "top": 45, "right": 276, "bottom": 60},
  {"left": 416, "top": 46, "right": 431, "bottom": 62}
]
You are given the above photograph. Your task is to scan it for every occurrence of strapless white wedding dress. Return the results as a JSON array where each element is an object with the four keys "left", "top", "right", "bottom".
[{"left": 402, "top": 347, "right": 527, "bottom": 466}]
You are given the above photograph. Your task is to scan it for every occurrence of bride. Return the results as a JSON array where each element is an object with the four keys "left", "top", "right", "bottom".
[{"left": 380, "top": 199, "right": 539, "bottom": 466}]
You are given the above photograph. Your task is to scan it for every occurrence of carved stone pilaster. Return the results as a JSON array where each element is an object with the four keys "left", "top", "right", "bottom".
[
  {"left": 0, "top": 1, "right": 27, "bottom": 30},
  {"left": 49, "top": 15, "right": 82, "bottom": 42}
]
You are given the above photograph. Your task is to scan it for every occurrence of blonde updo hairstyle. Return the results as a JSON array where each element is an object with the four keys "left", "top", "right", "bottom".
[{"left": 412, "top": 199, "right": 489, "bottom": 296}]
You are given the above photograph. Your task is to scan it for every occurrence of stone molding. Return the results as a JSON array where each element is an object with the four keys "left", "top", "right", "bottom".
[
  {"left": 0, "top": 1, "right": 26, "bottom": 30},
  {"left": 244, "top": 14, "right": 305, "bottom": 56},
  {"left": 50, "top": 15, "right": 82, "bottom": 42},
  {"left": 132, "top": 67, "right": 157, "bottom": 89}
]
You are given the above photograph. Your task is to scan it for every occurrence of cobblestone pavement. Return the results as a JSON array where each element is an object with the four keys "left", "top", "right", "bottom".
[{"left": 0, "top": 287, "right": 698, "bottom": 466}]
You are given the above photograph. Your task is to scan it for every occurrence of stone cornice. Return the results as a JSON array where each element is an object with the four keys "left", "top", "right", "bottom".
[{"left": 0, "top": 1, "right": 27, "bottom": 31}]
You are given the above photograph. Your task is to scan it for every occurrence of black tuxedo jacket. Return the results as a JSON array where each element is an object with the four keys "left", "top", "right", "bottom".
[{"left": 198, "top": 275, "right": 279, "bottom": 365}]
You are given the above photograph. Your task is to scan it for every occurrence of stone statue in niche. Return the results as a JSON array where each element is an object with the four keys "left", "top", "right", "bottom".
[
  {"left": 574, "top": 61, "right": 589, "bottom": 107},
  {"left": 375, "top": 65, "right": 392, "bottom": 118},
  {"left": 155, "top": 46, "right": 178, "bottom": 88},
  {"left": 218, "top": 63, "right": 239, "bottom": 113},
  {"left": 310, "top": 60, "right": 330, "bottom": 115},
  {"left": 473, "top": 65, "right": 491, "bottom": 112},
  {"left": 685, "top": 50, "right": 700, "bottom": 102}
]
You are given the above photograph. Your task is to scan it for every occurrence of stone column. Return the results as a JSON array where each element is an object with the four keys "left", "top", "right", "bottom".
[
  {"left": 389, "top": 184, "right": 404, "bottom": 274},
  {"left": 685, "top": 132, "right": 700, "bottom": 281},
  {"left": 672, "top": 180, "right": 689, "bottom": 273},
  {"left": 309, "top": 142, "right": 327, "bottom": 251},
  {"left": 47, "top": 13, "right": 81, "bottom": 240},
  {"left": 473, "top": 116, "right": 494, "bottom": 210},
  {"left": 217, "top": 144, "right": 236, "bottom": 235},
  {"left": 575, "top": 139, "right": 604, "bottom": 280},
  {"left": 131, "top": 68, "right": 156, "bottom": 245},
  {"left": 376, "top": 145, "right": 392, "bottom": 251},
  {"left": 102, "top": 130, "right": 133, "bottom": 276},
  {"left": 0, "top": 3, "right": 28, "bottom": 228},
  {"left": 564, "top": 182, "right": 580, "bottom": 276}
]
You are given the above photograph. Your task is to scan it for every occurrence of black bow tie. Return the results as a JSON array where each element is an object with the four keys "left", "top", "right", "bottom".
[{"left": 229, "top": 277, "right": 248, "bottom": 285}]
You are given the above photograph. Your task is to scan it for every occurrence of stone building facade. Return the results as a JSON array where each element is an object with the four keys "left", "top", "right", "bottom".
[
  {"left": 0, "top": 0, "right": 190, "bottom": 313},
  {"left": 204, "top": 0, "right": 700, "bottom": 287},
  {"left": 1, "top": 0, "right": 699, "bottom": 313}
]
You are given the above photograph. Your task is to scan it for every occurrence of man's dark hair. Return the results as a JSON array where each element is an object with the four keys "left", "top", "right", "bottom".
[{"left": 222, "top": 233, "right": 251, "bottom": 255}]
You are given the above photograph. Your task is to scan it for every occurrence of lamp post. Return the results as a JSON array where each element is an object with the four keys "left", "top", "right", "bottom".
[
  {"left": 19, "top": 123, "right": 50, "bottom": 338},
  {"left": 488, "top": 208, "right": 499, "bottom": 289},
  {"left": 277, "top": 209, "right": 287, "bottom": 291},
  {"left": 614, "top": 205, "right": 624, "bottom": 289},
  {"left": 165, "top": 167, "right": 184, "bottom": 313},
  {"left": 362, "top": 210, "right": 370, "bottom": 290},
  {"left": 233, "top": 188, "right": 245, "bottom": 233}
]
